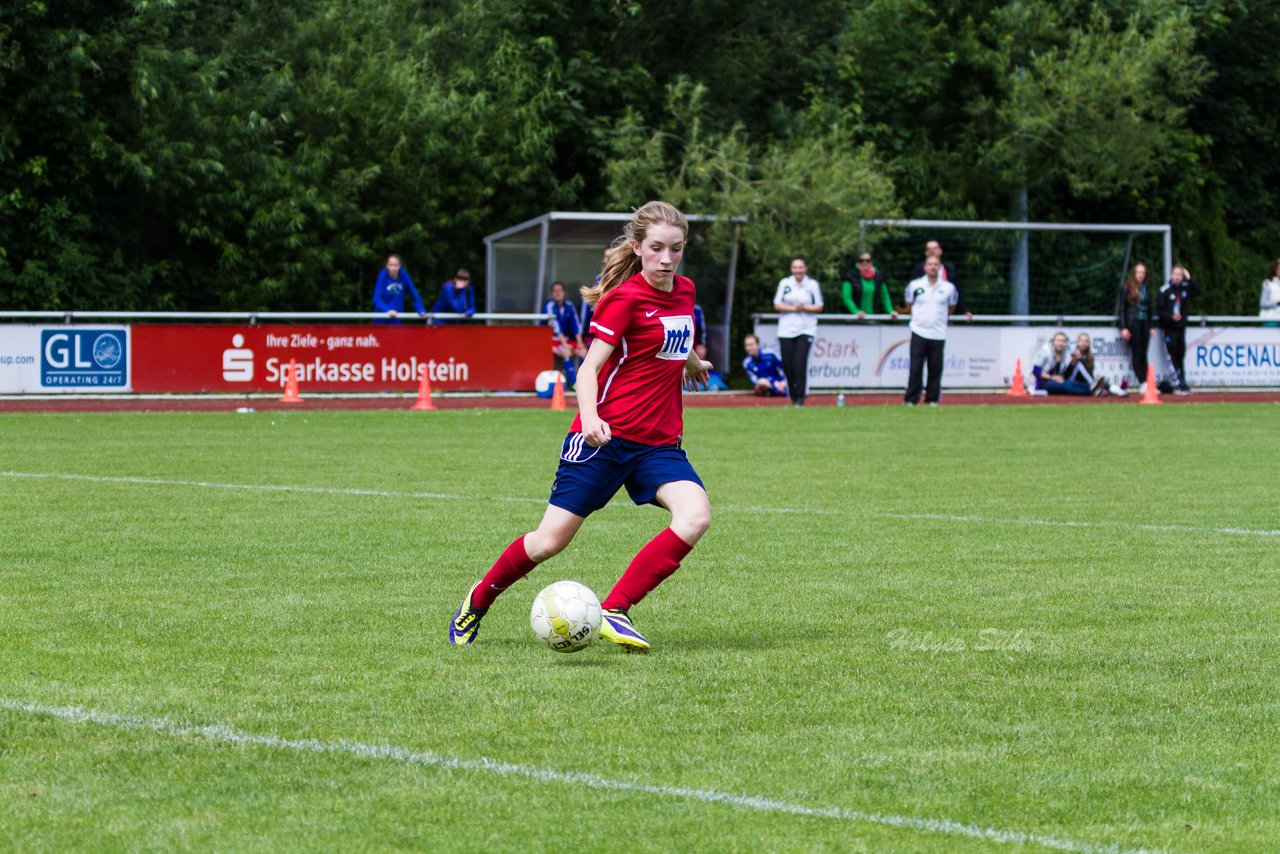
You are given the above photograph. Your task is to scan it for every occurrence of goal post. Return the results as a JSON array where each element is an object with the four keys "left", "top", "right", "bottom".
[{"left": 857, "top": 219, "right": 1172, "bottom": 316}]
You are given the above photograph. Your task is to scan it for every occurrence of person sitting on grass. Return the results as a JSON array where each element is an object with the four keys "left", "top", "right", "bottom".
[
  {"left": 742, "top": 334, "right": 787, "bottom": 397},
  {"left": 1067, "top": 332, "right": 1125, "bottom": 397},
  {"left": 1031, "top": 331, "right": 1095, "bottom": 396}
]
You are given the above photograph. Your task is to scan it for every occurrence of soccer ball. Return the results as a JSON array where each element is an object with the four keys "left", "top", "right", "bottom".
[
  {"left": 530, "top": 580, "right": 602, "bottom": 653},
  {"left": 534, "top": 370, "right": 566, "bottom": 398}
]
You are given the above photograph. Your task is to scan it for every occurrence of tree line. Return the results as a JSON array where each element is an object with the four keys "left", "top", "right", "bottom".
[{"left": 2, "top": 0, "right": 1276, "bottom": 319}]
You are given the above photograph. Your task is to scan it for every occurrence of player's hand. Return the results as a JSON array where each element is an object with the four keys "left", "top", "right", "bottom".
[
  {"left": 856, "top": 311, "right": 866, "bottom": 320},
  {"left": 388, "top": 309, "right": 398, "bottom": 320},
  {"left": 891, "top": 311, "right": 899, "bottom": 320},
  {"left": 1149, "top": 328, "right": 1157, "bottom": 338},
  {"left": 1121, "top": 328, "right": 1132, "bottom": 341},
  {"left": 965, "top": 311, "right": 974, "bottom": 322},
  {"left": 683, "top": 358, "right": 713, "bottom": 392},
  {"left": 580, "top": 415, "right": 612, "bottom": 447}
]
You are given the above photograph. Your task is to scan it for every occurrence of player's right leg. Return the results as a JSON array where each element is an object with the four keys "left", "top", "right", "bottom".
[{"left": 449, "top": 506, "right": 584, "bottom": 645}]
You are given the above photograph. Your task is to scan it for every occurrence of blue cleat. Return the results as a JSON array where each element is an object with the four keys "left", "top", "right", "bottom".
[
  {"left": 599, "top": 608, "right": 650, "bottom": 653},
  {"left": 449, "top": 583, "right": 489, "bottom": 645}
]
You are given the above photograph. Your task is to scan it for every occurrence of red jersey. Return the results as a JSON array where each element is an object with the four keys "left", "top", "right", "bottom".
[{"left": 570, "top": 272, "right": 696, "bottom": 445}]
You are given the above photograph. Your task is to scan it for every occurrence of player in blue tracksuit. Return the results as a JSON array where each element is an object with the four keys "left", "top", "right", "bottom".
[
  {"left": 692, "top": 304, "right": 708, "bottom": 358},
  {"left": 431, "top": 268, "right": 477, "bottom": 324},
  {"left": 372, "top": 255, "right": 426, "bottom": 324},
  {"left": 544, "top": 281, "right": 584, "bottom": 386},
  {"left": 742, "top": 334, "right": 787, "bottom": 396}
]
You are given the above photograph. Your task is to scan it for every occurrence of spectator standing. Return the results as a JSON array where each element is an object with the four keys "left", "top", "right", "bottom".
[
  {"left": 1260, "top": 260, "right": 1280, "bottom": 326},
  {"left": 1115, "top": 263, "right": 1157, "bottom": 394},
  {"left": 372, "top": 254, "right": 426, "bottom": 324},
  {"left": 1157, "top": 265, "right": 1201, "bottom": 394},
  {"left": 903, "top": 256, "right": 957, "bottom": 406},
  {"left": 911, "top": 239, "right": 972, "bottom": 321},
  {"left": 544, "top": 281, "right": 585, "bottom": 387},
  {"left": 692, "top": 303, "right": 709, "bottom": 359},
  {"left": 773, "top": 258, "right": 823, "bottom": 407},
  {"left": 742, "top": 334, "right": 787, "bottom": 397},
  {"left": 432, "top": 268, "right": 477, "bottom": 323},
  {"left": 842, "top": 252, "right": 897, "bottom": 319}
]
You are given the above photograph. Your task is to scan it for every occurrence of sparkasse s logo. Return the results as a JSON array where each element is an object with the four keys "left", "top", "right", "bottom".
[
  {"left": 40, "top": 329, "right": 128, "bottom": 388},
  {"left": 223, "top": 334, "right": 254, "bottom": 381}
]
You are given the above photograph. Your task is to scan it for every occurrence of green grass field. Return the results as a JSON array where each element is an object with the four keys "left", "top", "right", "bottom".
[{"left": 2, "top": 404, "right": 1278, "bottom": 852}]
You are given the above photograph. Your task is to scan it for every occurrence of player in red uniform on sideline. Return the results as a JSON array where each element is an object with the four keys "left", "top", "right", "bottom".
[{"left": 449, "top": 201, "right": 713, "bottom": 652}]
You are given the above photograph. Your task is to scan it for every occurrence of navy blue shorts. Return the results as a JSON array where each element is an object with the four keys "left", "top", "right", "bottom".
[{"left": 548, "top": 433, "right": 704, "bottom": 518}]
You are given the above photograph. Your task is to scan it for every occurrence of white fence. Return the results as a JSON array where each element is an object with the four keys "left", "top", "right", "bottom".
[{"left": 752, "top": 314, "right": 1280, "bottom": 389}]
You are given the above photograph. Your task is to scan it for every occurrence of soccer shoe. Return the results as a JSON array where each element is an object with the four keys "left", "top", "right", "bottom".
[
  {"left": 449, "top": 583, "right": 489, "bottom": 645},
  {"left": 600, "top": 608, "right": 650, "bottom": 652}
]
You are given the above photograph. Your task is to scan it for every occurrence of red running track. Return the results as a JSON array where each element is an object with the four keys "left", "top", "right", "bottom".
[{"left": 3, "top": 390, "right": 1279, "bottom": 413}]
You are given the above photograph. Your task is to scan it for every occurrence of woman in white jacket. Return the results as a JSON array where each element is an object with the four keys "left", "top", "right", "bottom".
[{"left": 1261, "top": 259, "right": 1280, "bottom": 324}]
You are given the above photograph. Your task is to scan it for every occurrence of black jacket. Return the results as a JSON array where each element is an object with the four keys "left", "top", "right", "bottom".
[
  {"left": 1156, "top": 279, "right": 1201, "bottom": 329},
  {"left": 1115, "top": 281, "right": 1154, "bottom": 329}
]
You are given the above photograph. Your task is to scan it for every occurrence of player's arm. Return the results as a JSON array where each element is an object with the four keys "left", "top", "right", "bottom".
[
  {"left": 683, "top": 346, "right": 712, "bottom": 391},
  {"left": 576, "top": 338, "right": 615, "bottom": 446}
]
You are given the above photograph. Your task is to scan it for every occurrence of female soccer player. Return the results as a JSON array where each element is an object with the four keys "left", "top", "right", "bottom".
[{"left": 449, "top": 201, "right": 713, "bottom": 652}]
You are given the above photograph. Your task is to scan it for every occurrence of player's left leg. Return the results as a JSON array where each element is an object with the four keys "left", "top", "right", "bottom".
[{"left": 600, "top": 480, "right": 710, "bottom": 651}]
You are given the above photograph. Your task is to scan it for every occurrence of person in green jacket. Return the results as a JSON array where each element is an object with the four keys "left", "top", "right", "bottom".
[{"left": 842, "top": 252, "right": 899, "bottom": 320}]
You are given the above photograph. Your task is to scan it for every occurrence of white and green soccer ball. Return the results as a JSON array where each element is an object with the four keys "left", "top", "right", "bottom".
[{"left": 530, "top": 580, "right": 602, "bottom": 653}]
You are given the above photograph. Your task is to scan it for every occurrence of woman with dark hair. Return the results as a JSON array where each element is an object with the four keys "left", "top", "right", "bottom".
[
  {"left": 1260, "top": 259, "right": 1280, "bottom": 326},
  {"left": 1115, "top": 263, "right": 1156, "bottom": 393},
  {"left": 449, "top": 201, "right": 713, "bottom": 653}
]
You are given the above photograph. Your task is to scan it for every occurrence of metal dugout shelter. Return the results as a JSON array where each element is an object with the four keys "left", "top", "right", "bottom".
[{"left": 483, "top": 211, "right": 744, "bottom": 364}]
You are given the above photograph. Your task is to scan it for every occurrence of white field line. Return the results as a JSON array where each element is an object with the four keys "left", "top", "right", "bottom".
[
  {"left": 3, "top": 470, "right": 1278, "bottom": 539},
  {"left": 0, "top": 698, "right": 1168, "bottom": 854}
]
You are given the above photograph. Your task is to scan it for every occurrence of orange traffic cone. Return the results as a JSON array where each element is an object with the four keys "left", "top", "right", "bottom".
[
  {"left": 1139, "top": 364, "right": 1162, "bottom": 404},
  {"left": 1007, "top": 358, "right": 1028, "bottom": 397},
  {"left": 550, "top": 371, "right": 567, "bottom": 411},
  {"left": 279, "top": 359, "right": 303, "bottom": 403},
  {"left": 411, "top": 364, "right": 437, "bottom": 410}
]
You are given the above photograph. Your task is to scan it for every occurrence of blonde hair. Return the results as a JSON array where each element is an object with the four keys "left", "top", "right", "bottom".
[{"left": 580, "top": 201, "right": 688, "bottom": 306}]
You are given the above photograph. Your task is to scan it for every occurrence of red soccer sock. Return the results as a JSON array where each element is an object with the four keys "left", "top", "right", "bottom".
[
  {"left": 472, "top": 535, "right": 538, "bottom": 609},
  {"left": 602, "top": 527, "right": 694, "bottom": 612}
]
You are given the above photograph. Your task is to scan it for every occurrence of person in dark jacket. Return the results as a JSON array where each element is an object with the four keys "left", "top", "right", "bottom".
[
  {"left": 1115, "top": 262, "right": 1157, "bottom": 394},
  {"left": 1157, "top": 265, "right": 1201, "bottom": 394},
  {"left": 911, "top": 240, "right": 971, "bottom": 320}
]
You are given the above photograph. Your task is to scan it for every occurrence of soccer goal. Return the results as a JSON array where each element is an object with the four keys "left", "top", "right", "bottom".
[{"left": 857, "top": 219, "right": 1172, "bottom": 316}]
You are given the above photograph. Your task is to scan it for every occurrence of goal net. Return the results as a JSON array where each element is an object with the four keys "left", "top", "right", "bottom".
[{"left": 856, "top": 220, "right": 1172, "bottom": 316}]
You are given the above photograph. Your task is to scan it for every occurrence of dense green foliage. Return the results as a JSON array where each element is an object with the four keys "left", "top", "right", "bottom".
[
  {"left": 3, "top": 405, "right": 1279, "bottom": 850},
  {"left": 2, "top": 0, "right": 1276, "bottom": 314}
]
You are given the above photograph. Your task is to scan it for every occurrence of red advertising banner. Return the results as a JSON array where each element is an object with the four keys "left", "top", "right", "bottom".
[{"left": 130, "top": 324, "right": 547, "bottom": 392}]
